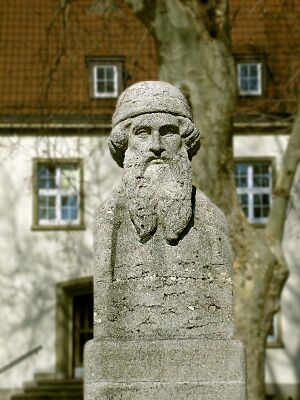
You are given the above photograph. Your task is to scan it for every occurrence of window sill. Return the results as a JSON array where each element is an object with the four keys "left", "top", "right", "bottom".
[
  {"left": 92, "top": 93, "right": 118, "bottom": 99},
  {"left": 267, "top": 339, "right": 284, "bottom": 349},
  {"left": 31, "top": 224, "right": 86, "bottom": 231},
  {"left": 238, "top": 92, "right": 262, "bottom": 97}
]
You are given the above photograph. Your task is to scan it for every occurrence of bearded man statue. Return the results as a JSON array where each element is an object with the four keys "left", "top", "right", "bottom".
[{"left": 84, "top": 81, "right": 246, "bottom": 400}]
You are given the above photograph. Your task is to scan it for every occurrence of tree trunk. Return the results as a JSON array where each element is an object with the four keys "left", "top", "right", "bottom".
[{"left": 123, "top": 1, "right": 294, "bottom": 399}]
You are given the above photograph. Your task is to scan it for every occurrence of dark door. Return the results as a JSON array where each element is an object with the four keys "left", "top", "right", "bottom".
[{"left": 72, "top": 293, "right": 93, "bottom": 377}]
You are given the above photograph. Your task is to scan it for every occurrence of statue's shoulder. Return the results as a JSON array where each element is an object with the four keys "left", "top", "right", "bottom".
[
  {"left": 194, "top": 188, "right": 233, "bottom": 264},
  {"left": 94, "top": 185, "right": 125, "bottom": 228},
  {"left": 194, "top": 187, "right": 229, "bottom": 233}
]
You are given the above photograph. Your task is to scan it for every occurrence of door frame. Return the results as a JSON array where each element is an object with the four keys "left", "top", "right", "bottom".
[{"left": 55, "top": 277, "right": 93, "bottom": 378}]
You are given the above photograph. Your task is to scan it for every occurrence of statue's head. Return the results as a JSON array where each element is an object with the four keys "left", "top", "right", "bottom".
[
  {"left": 109, "top": 81, "right": 200, "bottom": 168},
  {"left": 109, "top": 81, "right": 200, "bottom": 244}
]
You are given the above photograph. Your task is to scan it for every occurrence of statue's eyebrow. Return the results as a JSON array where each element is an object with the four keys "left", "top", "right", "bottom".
[
  {"left": 132, "top": 124, "right": 150, "bottom": 134},
  {"left": 159, "top": 124, "right": 179, "bottom": 135}
]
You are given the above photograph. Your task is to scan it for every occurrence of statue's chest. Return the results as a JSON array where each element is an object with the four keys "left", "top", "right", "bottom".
[{"left": 105, "top": 214, "right": 234, "bottom": 340}]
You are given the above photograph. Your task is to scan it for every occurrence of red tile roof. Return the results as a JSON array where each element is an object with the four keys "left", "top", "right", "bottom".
[
  {"left": 230, "top": 0, "right": 300, "bottom": 114},
  {"left": 0, "top": 0, "right": 299, "bottom": 118},
  {"left": 0, "top": 0, "right": 158, "bottom": 117}
]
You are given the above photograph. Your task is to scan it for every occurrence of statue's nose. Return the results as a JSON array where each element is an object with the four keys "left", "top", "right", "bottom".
[{"left": 149, "top": 131, "right": 163, "bottom": 156}]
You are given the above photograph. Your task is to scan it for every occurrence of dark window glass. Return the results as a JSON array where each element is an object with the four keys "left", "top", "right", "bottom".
[{"left": 96, "top": 67, "right": 104, "bottom": 80}]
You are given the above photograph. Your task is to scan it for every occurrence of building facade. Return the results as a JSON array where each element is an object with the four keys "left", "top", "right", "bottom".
[{"left": 0, "top": 1, "right": 299, "bottom": 399}]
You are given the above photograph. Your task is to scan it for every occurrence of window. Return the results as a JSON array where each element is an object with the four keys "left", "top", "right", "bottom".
[
  {"left": 237, "top": 63, "right": 262, "bottom": 96},
  {"left": 32, "top": 160, "right": 84, "bottom": 230},
  {"left": 235, "top": 161, "right": 272, "bottom": 224},
  {"left": 93, "top": 65, "right": 118, "bottom": 98},
  {"left": 267, "top": 312, "right": 283, "bottom": 348},
  {"left": 86, "top": 56, "right": 124, "bottom": 99}
]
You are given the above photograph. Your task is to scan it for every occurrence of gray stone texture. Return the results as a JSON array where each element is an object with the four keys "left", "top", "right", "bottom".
[
  {"left": 93, "top": 186, "right": 234, "bottom": 340},
  {"left": 85, "top": 339, "right": 246, "bottom": 399},
  {"left": 85, "top": 81, "right": 246, "bottom": 399}
]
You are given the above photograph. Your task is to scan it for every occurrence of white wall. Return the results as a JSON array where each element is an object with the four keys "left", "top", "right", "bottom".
[
  {"left": 0, "top": 135, "right": 121, "bottom": 390},
  {"left": 0, "top": 133, "right": 299, "bottom": 394},
  {"left": 234, "top": 134, "right": 300, "bottom": 397}
]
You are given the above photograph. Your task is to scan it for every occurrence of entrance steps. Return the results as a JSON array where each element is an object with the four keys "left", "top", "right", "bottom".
[{"left": 10, "top": 374, "right": 83, "bottom": 400}]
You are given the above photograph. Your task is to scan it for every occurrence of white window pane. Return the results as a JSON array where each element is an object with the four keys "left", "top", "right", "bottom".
[
  {"left": 253, "top": 163, "right": 272, "bottom": 188},
  {"left": 236, "top": 175, "right": 248, "bottom": 188},
  {"left": 97, "top": 81, "right": 105, "bottom": 93},
  {"left": 261, "top": 164, "right": 270, "bottom": 174},
  {"left": 240, "top": 78, "right": 249, "bottom": 92},
  {"left": 48, "top": 196, "right": 56, "bottom": 207},
  {"left": 235, "top": 164, "right": 248, "bottom": 188},
  {"left": 61, "top": 195, "right": 78, "bottom": 207},
  {"left": 263, "top": 206, "right": 270, "bottom": 218},
  {"left": 61, "top": 195, "right": 78, "bottom": 221},
  {"left": 70, "top": 208, "right": 78, "bottom": 220},
  {"left": 61, "top": 165, "right": 79, "bottom": 191},
  {"left": 235, "top": 163, "right": 248, "bottom": 175},
  {"left": 250, "top": 65, "right": 258, "bottom": 77},
  {"left": 38, "top": 165, "right": 56, "bottom": 189},
  {"left": 262, "top": 176, "right": 270, "bottom": 187},
  {"left": 106, "top": 66, "right": 114, "bottom": 80},
  {"left": 253, "top": 175, "right": 263, "bottom": 187},
  {"left": 96, "top": 67, "right": 104, "bottom": 80},
  {"left": 249, "top": 78, "right": 258, "bottom": 91},
  {"left": 38, "top": 208, "right": 47, "bottom": 219},
  {"left": 38, "top": 166, "right": 49, "bottom": 178},
  {"left": 61, "top": 207, "right": 78, "bottom": 220},
  {"left": 239, "top": 64, "right": 248, "bottom": 77},
  {"left": 48, "top": 208, "right": 56, "bottom": 220},
  {"left": 106, "top": 80, "right": 115, "bottom": 93},
  {"left": 61, "top": 208, "right": 69, "bottom": 220},
  {"left": 38, "top": 196, "right": 47, "bottom": 207},
  {"left": 253, "top": 193, "right": 270, "bottom": 219}
]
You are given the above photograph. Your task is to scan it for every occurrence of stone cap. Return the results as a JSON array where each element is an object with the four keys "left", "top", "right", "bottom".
[{"left": 112, "top": 81, "right": 193, "bottom": 127}]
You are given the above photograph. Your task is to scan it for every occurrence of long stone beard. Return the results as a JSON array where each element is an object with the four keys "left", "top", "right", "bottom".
[{"left": 123, "top": 149, "right": 193, "bottom": 244}]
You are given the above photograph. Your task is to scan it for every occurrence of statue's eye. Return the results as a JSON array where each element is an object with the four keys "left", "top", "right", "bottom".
[
  {"left": 135, "top": 127, "right": 151, "bottom": 136},
  {"left": 160, "top": 125, "right": 179, "bottom": 136}
]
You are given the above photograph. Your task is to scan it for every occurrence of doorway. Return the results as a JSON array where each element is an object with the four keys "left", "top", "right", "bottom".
[
  {"left": 72, "top": 292, "right": 93, "bottom": 378},
  {"left": 56, "top": 277, "right": 93, "bottom": 378}
]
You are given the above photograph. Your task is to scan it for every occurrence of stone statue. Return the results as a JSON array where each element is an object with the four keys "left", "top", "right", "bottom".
[{"left": 85, "top": 81, "right": 246, "bottom": 399}]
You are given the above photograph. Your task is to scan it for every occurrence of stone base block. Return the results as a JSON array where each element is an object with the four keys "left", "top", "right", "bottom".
[{"left": 84, "top": 338, "right": 246, "bottom": 400}]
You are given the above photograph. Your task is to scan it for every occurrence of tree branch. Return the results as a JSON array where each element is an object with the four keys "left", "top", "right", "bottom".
[
  {"left": 123, "top": 0, "right": 158, "bottom": 24},
  {"left": 266, "top": 96, "right": 300, "bottom": 242}
]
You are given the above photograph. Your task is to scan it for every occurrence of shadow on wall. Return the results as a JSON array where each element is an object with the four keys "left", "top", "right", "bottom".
[
  {"left": 266, "top": 165, "right": 300, "bottom": 400},
  {"left": 0, "top": 154, "right": 95, "bottom": 387},
  {"left": 0, "top": 134, "right": 122, "bottom": 389}
]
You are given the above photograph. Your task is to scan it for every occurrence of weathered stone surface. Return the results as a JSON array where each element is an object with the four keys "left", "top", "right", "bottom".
[
  {"left": 85, "top": 339, "right": 245, "bottom": 383},
  {"left": 93, "top": 186, "right": 234, "bottom": 340},
  {"left": 84, "top": 339, "right": 246, "bottom": 399},
  {"left": 85, "top": 383, "right": 246, "bottom": 400},
  {"left": 85, "top": 81, "right": 246, "bottom": 399}
]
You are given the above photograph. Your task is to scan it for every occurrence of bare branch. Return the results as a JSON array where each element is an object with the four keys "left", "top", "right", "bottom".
[{"left": 266, "top": 96, "right": 300, "bottom": 242}]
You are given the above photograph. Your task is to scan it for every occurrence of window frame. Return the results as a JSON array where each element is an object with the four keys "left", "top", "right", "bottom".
[
  {"left": 92, "top": 64, "right": 118, "bottom": 98},
  {"left": 234, "top": 158, "right": 275, "bottom": 225},
  {"left": 32, "top": 158, "right": 85, "bottom": 231},
  {"left": 86, "top": 56, "right": 124, "bottom": 99},
  {"left": 235, "top": 54, "right": 266, "bottom": 97},
  {"left": 267, "top": 312, "right": 283, "bottom": 348},
  {"left": 237, "top": 62, "right": 262, "bottom": 96}
]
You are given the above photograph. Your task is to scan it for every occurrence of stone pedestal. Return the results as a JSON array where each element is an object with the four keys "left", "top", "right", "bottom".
[{"left": 85, "top": 338, "right": 246, "bottom": 399}]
